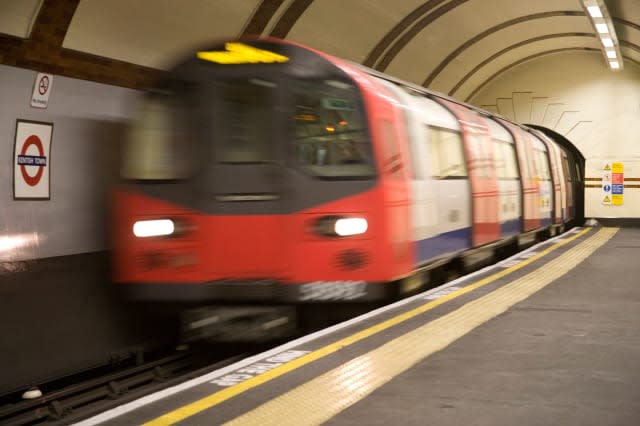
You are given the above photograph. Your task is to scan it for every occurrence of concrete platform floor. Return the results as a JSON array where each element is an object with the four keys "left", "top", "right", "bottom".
[{"left": 328, "top": 227, "right": 640, "bottom": 426}]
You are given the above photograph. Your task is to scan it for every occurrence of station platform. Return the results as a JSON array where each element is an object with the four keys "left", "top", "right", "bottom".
[{"left": 79, "top": 225, "right": 640, "bottom": 426}]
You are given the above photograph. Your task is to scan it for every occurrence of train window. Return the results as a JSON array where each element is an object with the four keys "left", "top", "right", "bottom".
[
  {"left": 427, "top": 126, "right": 467, "bottom": 179},
  {"left": 495, "top": 141, "right": 518, "bottom": 179},
  {"left": 291, "top": 79, "right": 375, "bottom": 179},
  {"left": 122, "top": 91, "right": 197, "bottom": 180},
  {"left": 561, "top": 154, "right": 572, "bottom": 182},
  {"left": 504, "top": 143, "right": 519, "bottom": 179},
  {"left": 493, "top": 140, "right": 506, "bottom": 178},
  {"left": 216, "top": 78, "right": 277, "bottom": 163},
  {"left": 465, "top": 133, "right": 492, "bottom": 178},
  {"left": 384, "top": 121, "right": 402, "bottom": 180},
  {"left": 534, "top": 149, "right": 552, "bottom": 180}
]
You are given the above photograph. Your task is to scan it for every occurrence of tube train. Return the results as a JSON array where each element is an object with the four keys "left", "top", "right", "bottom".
[{"left": 112, "top": 38, "right": 583, "bottom": 317}]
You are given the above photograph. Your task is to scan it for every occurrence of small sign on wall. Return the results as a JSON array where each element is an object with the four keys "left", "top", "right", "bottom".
[
  {"left": 13, "top": 119, "right": 53, "bottom": 200},
  {"left": 31, "top": 73, "right": 53, "bottom": 108},
  {"left": 611, "top": 162, "right": 624, "bottom": 205},
  {"left": 602, "top": 163, "right": 612, "bottom": 205},
  {"left": 601, "top": 162, "right": 624, "bottom": 206}
]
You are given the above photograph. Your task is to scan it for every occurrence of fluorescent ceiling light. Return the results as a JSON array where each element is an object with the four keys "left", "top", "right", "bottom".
[
  {"left": 582, "top": 0, "right": 623, "bottom": 71},
  {"left": 587, "top": 6, "right": 603, "bottom": 18}
]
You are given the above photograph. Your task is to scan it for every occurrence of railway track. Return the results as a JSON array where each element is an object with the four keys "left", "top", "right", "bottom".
[{"left": 0, "top": 345, "right": 251, "bottom": 426}]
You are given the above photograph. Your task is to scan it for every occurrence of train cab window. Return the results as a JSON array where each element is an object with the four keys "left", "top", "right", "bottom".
[
  {"left": 215, "top": 78, "right": 278, "bottom": 164},
  {"left": 427, "top": 126, "right": 467, "bottom": 179},
  {"left": 292, "top": 79, "right": 375, "bottom": 179},
  {"left": 122, "top": 89, "right": 198, "bottom": 180}
]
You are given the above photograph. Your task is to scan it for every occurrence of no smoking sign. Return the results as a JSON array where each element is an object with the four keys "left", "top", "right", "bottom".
[
  {"left": 14, "top": 120, "right": 53, "bottom": 199},
  {"left": 31, "top": 72, "right": 53, "bottom": 108}
]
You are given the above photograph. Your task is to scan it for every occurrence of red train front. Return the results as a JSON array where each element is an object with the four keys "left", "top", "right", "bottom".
[{"left": 113, "top": 39, "right": 413, "bottom": 308}]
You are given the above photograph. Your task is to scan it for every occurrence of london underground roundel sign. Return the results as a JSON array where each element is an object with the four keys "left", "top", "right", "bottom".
[{"left": 14, "top": 120, "right": 53, "bottom": 200}]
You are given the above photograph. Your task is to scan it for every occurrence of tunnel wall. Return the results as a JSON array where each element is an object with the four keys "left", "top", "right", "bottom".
[
  {"left": 0, "top": 64, "right": 136, "bottom": 261},
  {"left": 0, "top": 64, "right": 174, "bottom": 395},
  {"left": 469, "top": 51, "right": 640, "bottom": 220}
]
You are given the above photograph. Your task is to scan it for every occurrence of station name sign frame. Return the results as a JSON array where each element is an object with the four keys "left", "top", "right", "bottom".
[{"left": 13, "top": 119, "right": 53, "bottom": 200}]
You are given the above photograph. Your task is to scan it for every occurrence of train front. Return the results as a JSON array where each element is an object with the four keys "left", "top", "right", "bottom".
[{"left": 112, "top": 39, "right": 405, "bottom": 337}]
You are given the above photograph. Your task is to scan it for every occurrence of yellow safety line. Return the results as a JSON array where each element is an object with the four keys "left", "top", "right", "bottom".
[
  {"left": 224, "top": 227, "right": 617, "bottom": 426},
  {"left": 144, "top": 227, "right": 595, "bottom": 425}
]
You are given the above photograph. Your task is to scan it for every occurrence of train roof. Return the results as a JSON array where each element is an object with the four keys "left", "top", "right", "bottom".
[{"left": 168, "top": 37, "right": 533, "bottom": 136}]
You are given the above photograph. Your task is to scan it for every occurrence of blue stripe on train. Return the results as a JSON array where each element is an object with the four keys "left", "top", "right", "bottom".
[
  {"left": 416, "top": 227, "right": 472, "bottom": 264},
  {"left": 540, "top": 217, "right": 553, "bottom": 227},
  {"left": 417, "top": 218, "right": 520, "bottom": 265},
  {"left": 500, "top": 218, "right": 522, "bottom": 239}
]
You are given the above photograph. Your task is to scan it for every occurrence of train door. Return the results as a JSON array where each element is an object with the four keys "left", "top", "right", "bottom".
[
  {"left": 372, "top": 79, "right": 459, "bottom": 265},
  {"left": 419, "top": 97, "right": 472, "bottom": 259},
  {"left": 204, "top": 75, "right": 290, "bottom": 278},
  {"left": 561, "top": 151, "right": 575, "bottom": 220},
  {"left": 484, "top": 117, "right": 522, "bottom": 239},
  {"left": 529, "top": 134, "right": 553, "bottom": 227},
  {"left": 538, "top": 132, "right": 567, "bottom": 224},
  {"left": 498, "top": 119, "right": 540, "bottom": 232},
  {"left": 438, "top": 99, "right": 499, "bottom": 247}
]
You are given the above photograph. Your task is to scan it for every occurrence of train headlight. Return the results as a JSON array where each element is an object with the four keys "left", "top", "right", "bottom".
[
  {"left": 335, "top": 218, "right": 368, "bottom": 236},
  {"left": 315, "top": 216, "right": 368, "bottom": 237},
  {"left": 133, "top": 219, "right": 175, "bottom": 238}
]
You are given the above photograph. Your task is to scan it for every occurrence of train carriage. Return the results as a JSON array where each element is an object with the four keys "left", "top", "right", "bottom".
[{"left": 113, "top": 38, "right": 581, "bottom": 319}]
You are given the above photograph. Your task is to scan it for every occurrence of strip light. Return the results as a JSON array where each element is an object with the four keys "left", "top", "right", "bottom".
[
  {"left": 580, "top": 0, "right": 623, "bottom": 71},
  {"left": 587, "top": 5, "right": 603, "bottom": 18}
]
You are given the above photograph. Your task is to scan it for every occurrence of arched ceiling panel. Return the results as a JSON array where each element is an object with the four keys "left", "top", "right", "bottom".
[
  {"left": 286, "top": 0, "right": 423, "bottom": 63},
  {"left": 428, "top": 15, "right": 594, "bottom": 93},
  {"left": 455, "top": 39, "right": 603, "bottom": 101},
  {"left": 0, "top": 0, "right": 638, "bottom": 96},
  {"left": 0, "top": 0, "right": 41, "bottom": 38},
  {"left": 614, "top": 17, "right": 640, "bottom": 42},
  {"left": 450, "top": 35, "right": 599, "bottom": 98},
  {"left": 383, "top": 0, "right": 581, "bottom": 85},
  {"left": 616, "top": 18, "right": 640, "bottom": 64},
  {"left": 63, "top": 0, "right": 262, "bottom": 69},
  {"left": 609, "top": 0, "right": 640, "bottom": 24}
]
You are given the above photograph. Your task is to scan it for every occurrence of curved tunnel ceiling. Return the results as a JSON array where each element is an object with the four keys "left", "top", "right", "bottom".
[{"left": 0, "top": 0, "right": 639, "bottom": 99}]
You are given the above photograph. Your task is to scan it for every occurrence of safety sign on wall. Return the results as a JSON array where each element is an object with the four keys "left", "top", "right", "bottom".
[
  {"left": 602, "top": 163, "right": 612, "bottom": 205},
  {"left": 601, "top": 162, "right": 623, "bottom": 206},
  {"left": 31, "top": 73, "right": 53, "bottom": 108},
  {"left": 13, "top": 120, "right": 53, "bottom": 200}
]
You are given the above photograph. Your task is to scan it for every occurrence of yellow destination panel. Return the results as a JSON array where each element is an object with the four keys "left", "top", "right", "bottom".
[{"left": 197, "top": 43, "right": 289, "bottom": 64}]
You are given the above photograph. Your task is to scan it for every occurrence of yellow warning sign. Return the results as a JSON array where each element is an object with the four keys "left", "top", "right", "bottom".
[
  {"left": 602, "top": 195, "right": 611, "bottom": 204},
  {"left": 612, "top": 162, "right": 624, "bottom": 174},
  {"left": 612, "top": 194, "right": 623, "bottom": 206},
  {"left": 603, "top": 163, "right": 611, "bottom": 171}
]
